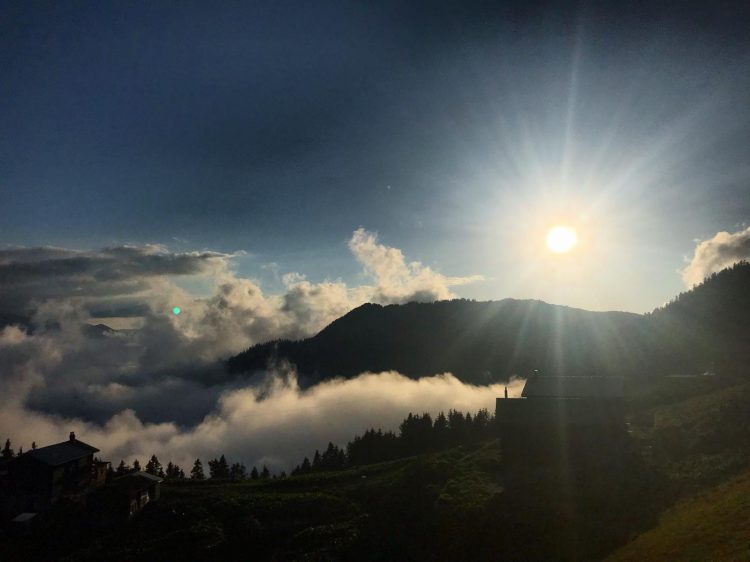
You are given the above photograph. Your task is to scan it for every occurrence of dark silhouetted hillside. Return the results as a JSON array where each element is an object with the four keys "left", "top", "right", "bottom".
[
  {"left": 228, "top": 262, "right": 750, "bottom": 382},
  {"left": 647, "top": 261, "right": 750, "bottom": 373},
  {"left": 228, "top": 299, "right": 649, "bottom": 382}
]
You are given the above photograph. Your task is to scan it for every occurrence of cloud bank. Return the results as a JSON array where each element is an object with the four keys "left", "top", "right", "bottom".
[
  {"left": 1, "top": 334, "right": 517, "bottom": 470},
  {"left": 0, "top": 230, "right": 486, "bottom": 470},
  {"left": 682, "top": 226, "right": 750, "bottom": 286}
]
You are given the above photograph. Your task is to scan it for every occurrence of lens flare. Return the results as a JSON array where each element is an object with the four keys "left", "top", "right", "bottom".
[{"left": 172, "top": 306, "right": 181, "bottom": 315}]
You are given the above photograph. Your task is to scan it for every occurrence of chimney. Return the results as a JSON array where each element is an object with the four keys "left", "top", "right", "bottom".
[
  {"left": 504, "top": 386, "right": 508, "bottom": 399},
  {"left": 69, "top": 431, "right": 76, "bottom": 441}
]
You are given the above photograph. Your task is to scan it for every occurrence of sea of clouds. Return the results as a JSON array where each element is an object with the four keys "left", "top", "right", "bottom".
[{"left": 0, "top": 229, "right": 494, "bottom": 471}]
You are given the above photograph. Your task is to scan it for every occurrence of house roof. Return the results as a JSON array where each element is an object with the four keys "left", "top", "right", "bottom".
[
  {"left": 132, "top": 471, "right": 163, "bottom": 483},
  {"left": 110, "top": 471, "right": 163, "bottom": 493},
  {"left": 26, "top": 439, "right": 99, "bottom": 466},
  {"left": 521, "top": 375, "right": 624, "bottom": 399}
]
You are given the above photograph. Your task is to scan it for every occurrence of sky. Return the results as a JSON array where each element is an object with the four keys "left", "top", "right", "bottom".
[
  {"left": 2, "top": 1, "right": 750, "bottom": 468},
  {"left": 3, "top": 0, "right": 750, "bottom": 314}
]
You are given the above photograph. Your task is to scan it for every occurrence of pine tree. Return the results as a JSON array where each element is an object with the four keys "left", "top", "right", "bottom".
[
  {"left": 321, "top": 442, "right": 345, "bottom": 470},
  {"left": 250, "top": 466, "right": 259, "bottom": 480},
  {"left": 433, "top": 411, "right": 449, "bottom": 448},
  {"left": 300, "top": 456, "right": 311, "bottom": 473},
  {"left": 190, "top": 458, "right": 205, "bottom": 480},
  {"left": 179, "top": 468, "right": 186, "bottom": 479},
  {"left": 2, "top": 439, "right": 14, "bottom": 459},
  {"left": 260, "top": 465, "right": 270, "bottom": 479},
  {"left": 312, "top": 450, "right": 321, "bottom": 470},
  {"left": 207, "top": 455, "right": 230, "bottom": 479},
  {"left": 115, "top": 460, "right": 128, "bottom": 476},
  {"left": 230, "top": 462, "right": 247, "bottom": 480},
  {"left": 145, "top": 454, "right": 163, "bottom": 476},
  {"left": 165, "top": 461, "right": 181, "bottom": 479},
  {"left": 217, "top": 454, "right": 230, "bottom": 478},
  {"left": 132, "top": 459, "right": 141, "bottom": 472}
]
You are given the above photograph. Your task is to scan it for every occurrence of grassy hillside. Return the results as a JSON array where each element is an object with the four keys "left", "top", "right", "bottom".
[
  {"left": 606, "top": 468, "right": 750, "bottom": 562},
  {"left": 6, "top": 434, "right": 667, "bottom": 561},
  {"left": 12, "top": 444, "right": 505, "bottom": 561},
  {"left": 4, "top": 376, "right": 750, "bottom": 561},
  {"left": 628, "top": 379, "right": 750, "bottom": 493}
]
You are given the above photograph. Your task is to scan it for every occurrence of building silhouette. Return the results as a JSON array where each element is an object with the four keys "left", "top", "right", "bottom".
[{"left": 496, "top": 373, "right": 626, "bottom": 482}]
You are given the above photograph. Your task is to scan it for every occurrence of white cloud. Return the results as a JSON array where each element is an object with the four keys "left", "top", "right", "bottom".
[
  {"left": 1, "top": 366, "right": 522, "bottom": 473},
  {"left": 682, "top": 226, "right": 750, "bottom": 286},
  {"left": 348, "top": 228, "right": 482, "bottom": 304}
]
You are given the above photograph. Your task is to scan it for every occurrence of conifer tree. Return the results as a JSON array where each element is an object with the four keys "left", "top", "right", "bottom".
[
  {"left": 434, "top": 411, "right": 449, "bottom": 447},
  {"left": 132, "top": 459, "right": 141, "bottom": 472},
  {"left": 190, "top": 458, "right": 205, "bottom": 480},
  {"left": 260, "top": 464, "right": 270, "bottom": 479},
  {"left": 218, "top": 454, "right": 230, "bottom": 478},
  {"left": 116, "top": 460, "right": 128, "bottom": 476},
  {"left": 250, "top": 466, "right": 259, "bottom": 480},
  {"left": 145, "top": 454, "right": 163, "bottom": 476},
  {"left": 230, "top": 462, "right": 247, "bottom": 480},
  {"left": 208, "top": 456, "right": 230, "bottom": 479},
  {"left": 2, "top": 439, "right": 13, "bottom": 459},
  {"left": 165, "top": 462, "right": 182, "bottom": 479},
  {"left": 312, "top": 450, "right": 321, "bottom": 470}
]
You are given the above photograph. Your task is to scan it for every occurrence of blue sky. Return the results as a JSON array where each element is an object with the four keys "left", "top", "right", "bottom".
[{"left": 3, "top": 1, "right": 750, "bottom": 312}]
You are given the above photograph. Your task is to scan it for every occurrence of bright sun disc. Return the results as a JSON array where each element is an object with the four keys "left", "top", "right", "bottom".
[{"left": 546, "top": 226, "right": 577, "bottom": 253}]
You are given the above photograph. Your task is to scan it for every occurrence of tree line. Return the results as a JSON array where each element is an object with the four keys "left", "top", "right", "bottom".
[
  {"left": 291, "top": 407, "right": 495, "bottom": 475},
  {"left": 111, "top": 454, "right": 283, "bottom": 481},
  {"left": 2, "top": 438, "right": 38, "bottom": 458},
  {"left": 3, "top": 407, "right": 496, "bottom": 482}
]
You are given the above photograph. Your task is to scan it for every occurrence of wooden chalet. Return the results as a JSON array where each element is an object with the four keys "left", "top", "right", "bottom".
[
  {"left": 96, "top": 471, "right": 163, "bottom": 520},
  {"left": 5, "top": 432, "right": 107, "bottom": 513}
]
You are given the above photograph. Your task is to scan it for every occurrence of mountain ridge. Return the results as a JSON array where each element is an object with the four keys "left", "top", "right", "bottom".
[{"left": 228, "top": 262, "right": 750, "bottom": 383}]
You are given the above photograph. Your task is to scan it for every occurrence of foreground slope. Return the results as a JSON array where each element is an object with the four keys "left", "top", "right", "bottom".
[
  {"left": 3, "top": 377, "right": 750, "bottom": 561},
  {"left": 607, "top": 468, "right": 750, "bottom": 562}
]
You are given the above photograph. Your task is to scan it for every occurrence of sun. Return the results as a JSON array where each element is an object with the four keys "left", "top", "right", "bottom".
[{"left": 546, "top": 226, "right": 578, "bottom": 253}]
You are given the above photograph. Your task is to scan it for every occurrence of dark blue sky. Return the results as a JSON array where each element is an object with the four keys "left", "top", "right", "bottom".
[{"left": 3, "top": 1, "right": 750, "bottom": 311}]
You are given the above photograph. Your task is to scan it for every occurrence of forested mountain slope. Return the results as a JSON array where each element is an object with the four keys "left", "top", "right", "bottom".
[{"left": 228, "top": 262, "right": 750, "bottom": 382}]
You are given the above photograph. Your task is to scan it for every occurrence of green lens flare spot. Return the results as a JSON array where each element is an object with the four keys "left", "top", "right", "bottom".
[{"left": 172, "top": 307, "right": 181, "bottom": 315}]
